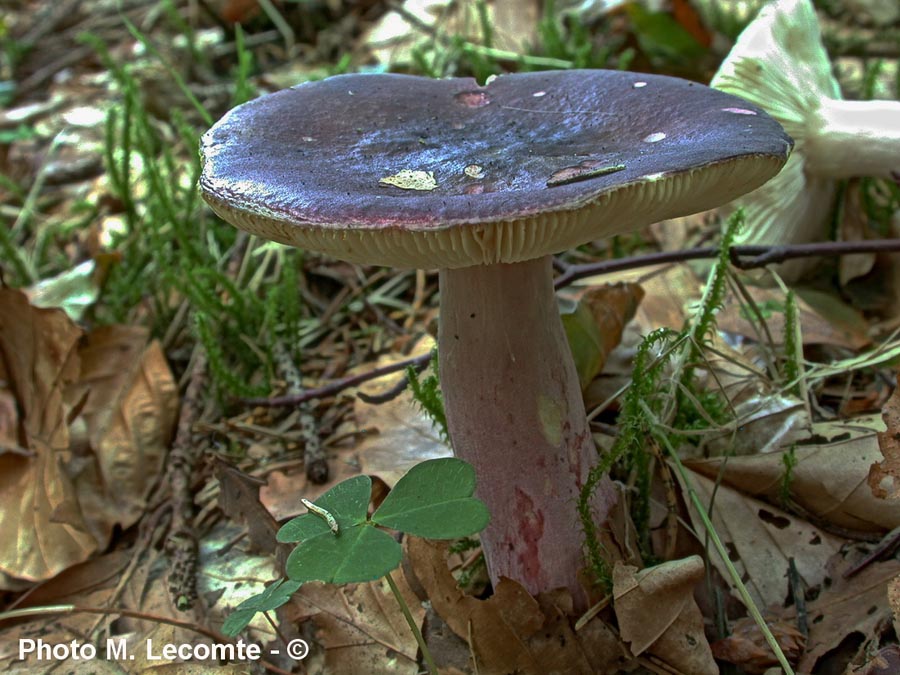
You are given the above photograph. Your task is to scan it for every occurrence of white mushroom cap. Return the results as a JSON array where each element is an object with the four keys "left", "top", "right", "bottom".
[{"left": 712, "top": 0, "right": 900, "bottom": 281}]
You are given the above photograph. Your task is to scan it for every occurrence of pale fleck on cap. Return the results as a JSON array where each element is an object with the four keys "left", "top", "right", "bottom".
[{"left": 200, "top": 70, "right": 792, "bottom": 268}]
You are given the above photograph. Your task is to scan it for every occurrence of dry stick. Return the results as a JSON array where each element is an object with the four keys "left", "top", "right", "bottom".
[
  {"left": 165, "top": 347, "right": 208, "bottom": 610},
  {"left": 843, "top": 525, "right": 900, "bottom": 578},
  {"left": 247, "top": 238, "right": 900, "bottom": 409},
  {"left": 243, "top": 352, "right": 432, "bottom": 408},
  {"left": 553, "top": 238, "right": 900, "bottom": 288},
  {"left": 272, "top": 340, "right": 329, "bottom": 484},
  {"left": 787, "top": 558, "right": 809, "bottom": 639}
]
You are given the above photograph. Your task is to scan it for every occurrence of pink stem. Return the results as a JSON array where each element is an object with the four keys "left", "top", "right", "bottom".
[{"left": 438, "top": 255, "right": 617, "bottom": 607}]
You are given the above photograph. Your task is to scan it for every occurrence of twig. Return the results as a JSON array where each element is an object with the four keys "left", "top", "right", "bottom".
[
  {"left": 272, "top": 341, "right": 329, "bottom": 484},
  {"left": 248, "top": 238, "right": 900, "bottom": 410},
  {"left": 728, "top": 240, "right": 900, "bottom": 269},
  {"left": 356, "top": 374, "right": 414, "bottom": 405},
  {"left": 843, "top": 525, "right": 900, "bottom": 578},
  {"left": 242, "top": 352, "right": 432, "bottom": 408},
  {"left": 164, "top": 347, "right": 208, "bottom": 610},
  {"left": 552, "top": 239, "right": 900, "bottom": 289}
]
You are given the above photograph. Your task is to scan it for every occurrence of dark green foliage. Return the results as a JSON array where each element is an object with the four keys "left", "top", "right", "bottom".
[
  {"left": 407, "top": 350, "right": 448, "bottom": 442},
  {"left": 780, "top": 444, "right": 797, "bottom": 508},
  {"left": 782, "top": 291, "right": 803, "bottom": 397},
  {"left": 579, "top": 211, "right": 747, "bottom": 589},
  {"left": 221, "top": 579, "right": 302, "bottom": 637},
  {"left": 82, "top": 29, "right": 304, "bottom": 399},
  {"left": 578, "top": 328, "right": 678, "bottom": 588}
]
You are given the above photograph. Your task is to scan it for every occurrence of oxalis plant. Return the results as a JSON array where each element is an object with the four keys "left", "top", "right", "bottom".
[{"left": 223, "top": 457, "right": 488, "bottom": 674}]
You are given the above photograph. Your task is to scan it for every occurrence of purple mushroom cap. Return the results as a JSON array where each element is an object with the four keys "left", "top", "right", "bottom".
[{"left": 200, "top": 70, "right": 792, "bottom": 268}]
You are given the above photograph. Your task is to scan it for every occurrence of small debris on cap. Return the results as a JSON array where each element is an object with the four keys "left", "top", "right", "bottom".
[{"left": 378, "top": 169, "right": 437, "bottom": 191}]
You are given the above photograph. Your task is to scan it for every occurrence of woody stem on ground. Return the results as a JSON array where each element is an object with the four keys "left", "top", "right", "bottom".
[
  {"left": 164, "top": 347, "right": 208, "bottom": 611},
  {"left": 438, "top": 255, "right": 617, "bottom": 607},
  {"left": 244, "top": 238, "right": 900, "bottom": 409}
]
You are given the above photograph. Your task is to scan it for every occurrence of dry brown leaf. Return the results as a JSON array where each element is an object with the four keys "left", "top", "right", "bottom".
[
  {"left": 784, "top": 558, "right": 900, "bottom": 673},
  {"left": 0, "top": 551, "right": 127, "bottom": 670},
  {"left": 699, "top": 390, "right": 810, "bottom": 458},
  {"left": 0, "top": 547, "right": 166, "bottom": 672},
  {"left": 613, "top": 556, "right": 716, "bottom": 675},
  {"left": 571, "top": 263, "right": 701, "bottom": 336},
  {"left": 214, "top": 458, "right": 289, "bottom": 571},
  {"left": 259, "top": 458, "right": 360, "bottom": 522},
  {"left": 710, "top": 617, "right": 805, "bottom": 675},
  {"left": 839, "top": 182, "right": 879, "bottom": 287},
  {"left": 869, "top": 373, "right": 900, "bottom": 500},
  {"left": 67, "top": 327, "right": 177, "bottom": 545},
  {"left": 287, "top": 571, "right": 423, "bottom": 674},
  {"left": 355, "top": 341, "right": 451, "bottom": 487},
  {"left": 612, "top": 557, "right": 703, "bottom": 654},
  {"left": 561, "top": 282, "right": 644, "bottom": 390},
  {"left": 716, "top": 284, "right": 870, "bottom": 349},
  {"left": 0, "top": 289, "right": 97, "bottom": 586},
  {"left": 890, "top": 573, "right": 900, "bottom": 640},
  {"left": 687, "top": 415, "right": 900, "bottom": 533},
  {"left": 0, "top": 388, "right": 17, "bottom": 452},
  {"left": 849, "top": 645, "right": 900, "bottom": 675},
  {"left": 0, "top": 291, "right": 176, "bottom": 588},
  {"left": 675, "top": 463, "right": 843, "bottom": 607},
  {"left": 15, "top": 549, "right": 132, "bottom": 607},
  {"left": 354, "top": 392, "right": 450, "bottom": 486},
  {"left": 407, "top": 537, "right": 634, "bottom": 674}
]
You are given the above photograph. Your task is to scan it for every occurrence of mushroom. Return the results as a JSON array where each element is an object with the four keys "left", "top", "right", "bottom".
[
  {"left": 199, "top": 70, "right": 791, "bottom": 604},
  {"left": 711, "top": 0, "right": 900, "bottom": 281}
]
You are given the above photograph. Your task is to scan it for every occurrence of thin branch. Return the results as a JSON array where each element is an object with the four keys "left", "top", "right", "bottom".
[
  {"left": 242, "top": 352, "right": 432, "bottom": 408},
  {"left": 553, "top": 238, "right": 900, "bottom": 288},
  {"left": 246, "top": 238, "right": 900, "bottom": 409}
]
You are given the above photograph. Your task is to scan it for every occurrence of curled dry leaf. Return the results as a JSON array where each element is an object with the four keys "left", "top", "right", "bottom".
[
  {"left": 0, "top": 289, "right": 97, "bottom": 586},
  {"left": 66, "top": 325, "right": 177, "bottom": 545},
  {"left": 612, "top": 556, "right": 717, "bottom": 675},
  {"left": 848, "top": 645, "right": 900, "bottom": 675},
  {"left": 214, "top": 458, "right": 286, "bottom": 566},
  {"left": 783, "top": 557, "right": 900, "bottom": 673},
  {"left": 868, "top": 372, "right": 900, "bottom": 500},
  {"left": 710, "top": 616, "right": 805, "bottom": 675},
  {"left": 283, "top": 568, "right": 423, "bottom": 674},
  {"left": 560, "top": 282, "right": 644, "bottom": 391},
  {"left": 406, "top": 537, "right": 634, "bottom": 674},
  {"left": 0, "top": 290, "right": 177, "bottom": 587},
  {"left": 674, "top": 462, "right": 843, "bottom": 608},
  {"left": 687, "top": 415, "right": 900, "bottom": 533}
]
